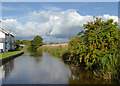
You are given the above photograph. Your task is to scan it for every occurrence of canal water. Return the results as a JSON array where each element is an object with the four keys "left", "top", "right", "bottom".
[{"left": 0, "top": 51, "right": 116, "bottom": 84}]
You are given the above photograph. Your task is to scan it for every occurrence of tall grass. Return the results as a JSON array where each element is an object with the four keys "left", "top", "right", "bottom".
[
  {"left": 37, "top": 44, "right": 68, "bottom": 57},
  {"left": 93, "top": 53, "right": 120, "bottom": 80}
]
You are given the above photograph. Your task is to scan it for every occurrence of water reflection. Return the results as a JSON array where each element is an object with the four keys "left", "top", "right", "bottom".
[
  {"left": 2, "top": 52, "right": 71, "bottom": 84},
  {"left": 1, "top": 51, "right": 118, "bottom": 84},
  {"left": 69, "top": 66, "right": 113, "bottom": 84},
  {"left": 3, "top": 61, "right": 14, "bottom": 78},
  {"left": 0, "top": 60, "right": 14, "bottom": 84},
  {"left": 29, "top": 51, "right": 42, "bottom": 63},
  {"left": 30, "top": 51, "right": 42, "bottom": 57}
]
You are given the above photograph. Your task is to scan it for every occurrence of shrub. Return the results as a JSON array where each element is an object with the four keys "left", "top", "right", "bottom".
[{"left": 67, "top": 17, "right": 120, "bottom": 79}]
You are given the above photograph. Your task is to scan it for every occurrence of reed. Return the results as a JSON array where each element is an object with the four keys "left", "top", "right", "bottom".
[{"left": 37, "top": 43, "right": 68, "bottom": 57}]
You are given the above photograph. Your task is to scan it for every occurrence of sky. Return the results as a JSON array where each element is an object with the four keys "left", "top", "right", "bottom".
[
  {"left": 0, "top": 2, "right": 118, "bottom": 42},
  {"left": 2, "top": 0, "right": 120, "bottom": 2}
]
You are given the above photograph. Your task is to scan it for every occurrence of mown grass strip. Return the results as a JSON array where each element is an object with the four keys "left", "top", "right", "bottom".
[{"left": 0, "top": 50, "right": 23, "bottom": 60}]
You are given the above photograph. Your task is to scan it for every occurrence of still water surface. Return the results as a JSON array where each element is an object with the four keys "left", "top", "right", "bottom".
[{"left": 1, "top": 52, "right": 116, "bottom": 84}]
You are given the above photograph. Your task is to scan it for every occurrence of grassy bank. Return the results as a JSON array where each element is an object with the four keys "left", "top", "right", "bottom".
[
  {"left": 37, "top": 18, "right": 120, "bottom": 81},
  {"left": 37, "top": 43, "right": 68, "bottom": 57},
  {"left": 37, "top": 43, "right": 120, "bottom": 81},
  {"left": 0, "top": 49, "right": 23, "bottom": 60}
]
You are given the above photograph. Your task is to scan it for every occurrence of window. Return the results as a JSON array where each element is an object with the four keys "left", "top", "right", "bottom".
[{"left": 0, "top": 38, "right": 5, "bottom": 43}]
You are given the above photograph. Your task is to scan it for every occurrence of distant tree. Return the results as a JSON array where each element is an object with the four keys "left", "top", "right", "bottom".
[
  {"left": 14, "top": 40, "right": 20, "bottom": 49},
  {"left": 28, "top": 35, "right": 43, "bottom": 51},
  {"left": 33, "top": 35, "right": 43, "bottom": 47},
  {"left": 20, "top": 40, "right": 30, "bottom": 45},
  {"left": 20, "top": 41, "right": 23, "bottom": 44}
]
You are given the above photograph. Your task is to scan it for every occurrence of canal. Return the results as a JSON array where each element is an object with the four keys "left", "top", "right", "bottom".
[{"left": 0, "top": 51, "right": 116, "bottom": 84}]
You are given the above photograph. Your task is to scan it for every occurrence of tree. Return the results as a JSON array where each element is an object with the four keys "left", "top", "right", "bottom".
[
  {"left": 33, "top": 35, "right": 43, "bottom": 47},
  {"left": 20, "top": 40, "right": 30, "bottom": 45},
  {"left": 14, "top": 40, "right": 20, "bottom": 49},
  {"left": 28, "top": 35, "right": 43, "bottom": 51}
]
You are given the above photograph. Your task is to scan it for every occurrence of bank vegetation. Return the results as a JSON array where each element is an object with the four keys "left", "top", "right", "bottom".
[
  {"left": 37, "top": 43, "right": 68, "bottom": 57},
  {"left": 38, "top": 17, "right": 120, "bottom": 81}
]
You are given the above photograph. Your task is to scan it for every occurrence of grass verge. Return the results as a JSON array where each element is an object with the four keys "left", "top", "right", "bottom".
[{"left": 0, "top": 49, "right": 23, "bottom": 60}]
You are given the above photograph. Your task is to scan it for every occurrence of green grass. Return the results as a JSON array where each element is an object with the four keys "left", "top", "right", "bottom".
[
  {"left": 0, "top": 49, "right": 23, "bottom": 60},
  {"left": 37, "top": 44, "right": 68, "bottom": 57}
]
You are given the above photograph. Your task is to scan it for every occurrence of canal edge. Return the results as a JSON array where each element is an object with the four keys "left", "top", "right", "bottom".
[{"left": 0, "top": 52, "right": 24, "bottom": 66}]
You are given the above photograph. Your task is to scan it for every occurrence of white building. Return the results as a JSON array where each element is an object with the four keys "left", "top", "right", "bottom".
[{"left": 0, "top": 28, "right": 14, "bottom": 52}]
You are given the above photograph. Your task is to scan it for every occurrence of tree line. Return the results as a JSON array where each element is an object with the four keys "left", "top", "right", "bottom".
[{"left": 14, "top": 35, "right": 43, "bottom": 51}]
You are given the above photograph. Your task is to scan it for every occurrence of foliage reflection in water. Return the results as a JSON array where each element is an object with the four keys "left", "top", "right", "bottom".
[
  {"left": 1, "top": 51, "right": 118, "bottom": 84},
  {"left": 68, "top": 66, "right": 116, "bottom": 84},
  {"left": 29, "top": 51, "right": 43, "bottom": 63}
]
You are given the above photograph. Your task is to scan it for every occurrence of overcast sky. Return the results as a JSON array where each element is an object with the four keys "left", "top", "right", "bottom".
[{"left": 0, "top": 2, "right": 118, "bottom": 42}]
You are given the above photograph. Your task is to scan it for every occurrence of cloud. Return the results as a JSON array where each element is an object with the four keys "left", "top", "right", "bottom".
[
  {"left": 0, "top": 9, "right": 118, "bottom": 42},
  {"left": 98, "top": 14, "right": 118, "bottom": 22}
]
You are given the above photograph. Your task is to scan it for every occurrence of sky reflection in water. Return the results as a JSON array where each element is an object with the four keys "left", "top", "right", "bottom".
[{"left": 1, "top": 52, "right": 116, "bottom": 84}]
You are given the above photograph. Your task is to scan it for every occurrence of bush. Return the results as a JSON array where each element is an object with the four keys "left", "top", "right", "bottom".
[{"left": 67, "top": 17, "right": 120, "bottom": 79}]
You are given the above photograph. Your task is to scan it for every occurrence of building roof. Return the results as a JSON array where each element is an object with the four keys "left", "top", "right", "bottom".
[
  {"left": 0, "top": 27, "right": 9, "bottom": 34},
  {"left": 0, "top": 27, "right": 15, "bottom": 37}
]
